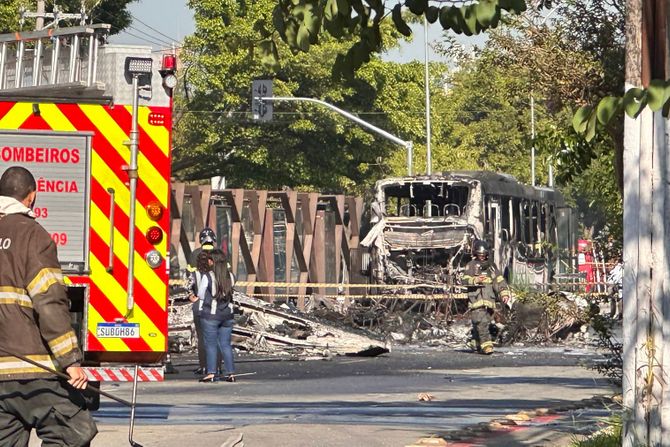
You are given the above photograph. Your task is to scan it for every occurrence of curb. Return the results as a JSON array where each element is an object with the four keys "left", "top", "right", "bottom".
[{"left": 405, "top": 394, "right": 616, "bottom": 447}]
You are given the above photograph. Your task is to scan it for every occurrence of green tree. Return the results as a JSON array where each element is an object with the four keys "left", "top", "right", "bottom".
[
  {"left": 0, "top": 1, "right": 25, "bottom": 33},
  {"left": 425, "top": 4, "right": 623, "bottom": 238},
  {"left": 263, "top": 0, "right": 531, "bottom": 78},
  {"left": 175, "top": 0, "right": 447, "bottom": 193},
  {"left": 83, "top": 0, "right": 138, "bottom": 35},
  {"left": 0, "top": 1, "right": 136, "bottom": 35}
]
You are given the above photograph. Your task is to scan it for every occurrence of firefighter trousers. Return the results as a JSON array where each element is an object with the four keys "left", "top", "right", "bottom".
[
  {"left": 0, "top": 378, "right": 97, "bottom": 447},
  {"left": 470, "top": 307, "right": 495, "bottom": 349}
]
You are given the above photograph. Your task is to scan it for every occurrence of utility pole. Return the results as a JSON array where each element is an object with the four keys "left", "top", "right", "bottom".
[
  {"left": 423, "top": 15, "right": 432, "bottom": 217},
  {"left": 35, "top": 0, "right": 45, "bottom": 30},
  {"left": 21, "top": 2, "right": 88, "bottom": 29}
]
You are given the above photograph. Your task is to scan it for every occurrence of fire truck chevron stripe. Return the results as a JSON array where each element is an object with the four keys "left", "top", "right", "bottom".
[
  {"left": 81, "top": 104, "right": 168, "bottom": 207},
  {"left": 62, "top": 104, "right": 167, "bottom": 208},
  {"left": 88, "top": 244, "right": 164, "bottom": 352},
  {"left": 81, "top": 367, "right": 164, "bottom": 382},
  {"left": 0, "top": 102, "right": 31, "bottom": 128},
  {"left": 88, "top": 180, "right": 167, "bottom": 266},
  {"left": 109, "top": 105, "right": 170, "bottom": 163},
  {"left": 39, "top": 103, "right": 77, "bottom": 131},
  {"left": 0, "top": 102, "right": 16, "bottom": 119},
  {"left": 89, "top": 199, "right": 167, "bottom": 309},
  {"left": 87, "top": 216, "right": 166, "bottom": 353},
  {"left": 20, "top": 112, "right": 51, "bottom": 130},
  {"left": 135, "top": 106, "right": 170, "bottom": 156},
  {"left": 90, "top": 150, "right": 165, "bottom": 231}
]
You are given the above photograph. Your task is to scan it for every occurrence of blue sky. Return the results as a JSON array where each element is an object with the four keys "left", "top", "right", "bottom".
[{"left": 109, "top": 0, "right": 452, "bottom": 63}]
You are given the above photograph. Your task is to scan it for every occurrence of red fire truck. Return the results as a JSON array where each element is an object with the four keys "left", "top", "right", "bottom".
[{"left": 0, "top": 25, "right": 174, "bottom": 394}]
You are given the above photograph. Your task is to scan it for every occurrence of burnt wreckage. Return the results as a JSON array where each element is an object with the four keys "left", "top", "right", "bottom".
[{"left": 360, "top": 171, "right": 575, "bottom": 294}]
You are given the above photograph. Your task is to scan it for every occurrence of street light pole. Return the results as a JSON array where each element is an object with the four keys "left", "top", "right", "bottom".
[
  {"left": 259, "top": 96, "right": 414, "bottom": 176},
  {"left": 424, "top": 15, "right": 432, "bottom": 176},
  {"left": 123, "top": 56, "right": 153, "bottom": 314},
  {"left": 531, "top": 93, "right": 536, "bottom": 187},
  {"left": 126, "top": 73, "right": 140, "bottom": 313}
]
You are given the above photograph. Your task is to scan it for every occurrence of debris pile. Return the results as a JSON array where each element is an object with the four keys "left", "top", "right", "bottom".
[
  {"left": 168, "top": 281, "right": 390, "bottom": 357},
  {"left": 313, "top": 290, "right": 596, "bottom": 348},
  {"left": 169, "top": 279, "right": 600, "bottom": 356}
]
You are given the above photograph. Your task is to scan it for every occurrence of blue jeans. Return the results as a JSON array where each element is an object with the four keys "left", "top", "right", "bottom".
[{"left": 201, "top": 318, "right": 235, "bottom": 375}]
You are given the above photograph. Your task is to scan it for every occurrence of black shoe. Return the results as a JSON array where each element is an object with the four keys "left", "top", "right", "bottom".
[
  {"left": 198, "top": 374, "right": 219, "bottom": 383},
  {"left": 223, "top": 375, "right": 236, "bottom": 382},
  {"left": 193, "top": 367, "right": 205, "bottom": 375}
]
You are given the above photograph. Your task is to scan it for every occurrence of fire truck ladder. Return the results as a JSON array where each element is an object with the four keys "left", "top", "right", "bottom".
[{"left": 0, "top": 24, "right": 110, "bottom": 94}]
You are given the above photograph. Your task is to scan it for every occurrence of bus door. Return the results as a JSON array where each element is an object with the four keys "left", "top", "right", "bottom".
[{"left": 489, "top": 199, "right": 501, "bottom": 267}]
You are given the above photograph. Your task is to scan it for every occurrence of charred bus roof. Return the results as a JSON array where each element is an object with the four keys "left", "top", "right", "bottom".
[{"left": 374, "top": 171, "right": 565, "bottom": 206}]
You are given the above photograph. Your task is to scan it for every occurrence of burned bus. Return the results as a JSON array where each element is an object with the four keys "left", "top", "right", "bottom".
[{"left": 360, "top": 171, "right": 576, "bottom": 293}]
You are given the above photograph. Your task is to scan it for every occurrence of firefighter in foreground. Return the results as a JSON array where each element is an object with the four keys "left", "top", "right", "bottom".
[
  {"left": 0, "top": 166, "right": 97, "bottom": 446},
  {"left": 462, "top": 240, "right": 513, "bottom": 355}
]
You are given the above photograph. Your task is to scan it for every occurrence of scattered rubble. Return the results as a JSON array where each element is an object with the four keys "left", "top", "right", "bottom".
[
  {"left": 168, "top": 282, "right": 390, "bottom": 357},
  {"left": 169, "top": 279, "right": 608, "bottom": 358}
]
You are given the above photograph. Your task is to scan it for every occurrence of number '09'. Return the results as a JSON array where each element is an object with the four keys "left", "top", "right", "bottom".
[{"left": 51, "top": 233, "right": 67, "bottom": 246}]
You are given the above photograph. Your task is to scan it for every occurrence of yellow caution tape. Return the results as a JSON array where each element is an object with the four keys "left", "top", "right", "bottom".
[
  {"left": 246, "top": 293, "right": 469, "bottom": 300},
  {"left": 234, "top": 281, "right": 461, "bottom": 289}
]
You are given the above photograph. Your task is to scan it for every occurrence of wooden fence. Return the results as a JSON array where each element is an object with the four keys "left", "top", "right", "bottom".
[{"left": 170, "top": 183, "right": 366, "bottom": 309}]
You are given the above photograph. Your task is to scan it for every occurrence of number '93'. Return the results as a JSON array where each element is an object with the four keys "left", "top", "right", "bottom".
[{"left": 33, "top": 207, "right": 48, "bottom": 218}]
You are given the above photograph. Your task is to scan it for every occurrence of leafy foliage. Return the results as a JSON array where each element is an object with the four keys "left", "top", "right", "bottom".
[
  {"left": 574, "top": 80, "right": 670, "bottom": 141},
  {"left": 176, "top": 0, "right": 445, "bottom": 192},
  {"left": 263, "top": 0, "right": 532, "bottom": 79},
  {"left": 427, "top": 4, "right": 623, "bottom": 240},
  {"left": 563, "top": 152, "right": 622, "bottom": 242},
  {"left": 0, "top": 1, "right": 137, "bottom": 35},
  {"left": 0, "top": 0, "right": 25, "bottom": 33},
  {"left": 83, "top": 0, "right": 138, "bottom": 35}
]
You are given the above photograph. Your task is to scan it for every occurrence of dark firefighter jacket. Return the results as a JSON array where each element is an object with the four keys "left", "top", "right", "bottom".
[
  {"left": 462, "top": 259, "right": 512, "bottom": 309},
  {"left": 0, "top": 196, "right": 82, "bottom": 380}
]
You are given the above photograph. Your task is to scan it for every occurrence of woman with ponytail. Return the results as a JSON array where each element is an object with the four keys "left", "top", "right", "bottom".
[{"left": 198, "top": 249, "right": 236, "bottom": 382}]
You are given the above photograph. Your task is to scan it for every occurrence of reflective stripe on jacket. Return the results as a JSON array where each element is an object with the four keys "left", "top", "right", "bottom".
[{"left": 462, "top": 259, "right": 511, "bottom": 309}]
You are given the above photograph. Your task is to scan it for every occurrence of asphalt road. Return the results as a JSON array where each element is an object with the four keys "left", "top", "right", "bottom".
[{"left": 67, "top": 343, "right": 617, "bottom": 447}]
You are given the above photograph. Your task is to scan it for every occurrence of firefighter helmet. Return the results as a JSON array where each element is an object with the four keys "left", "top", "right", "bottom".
[
  {"left": 472, "top": 240, "right": 489, "bottom": 256},
  {"left": 199, "top": 227, "right": 216, "bottom": 245}
]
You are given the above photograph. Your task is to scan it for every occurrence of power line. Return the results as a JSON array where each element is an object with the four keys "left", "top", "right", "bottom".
[
  {"left": 92, "top": 8, "right": 174, "bottom": 48},
  {"left": 126, "top": 23, "right": 173, "bottom": 46},
  {"left": 130, "top": 13, "right": 179, "bottom": 43},
  {"left": 118, "top": 28, "right": 169, "bottom": 48},
  {"left": 153, "top": 46, "right": 182, "bottom": 53}
]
